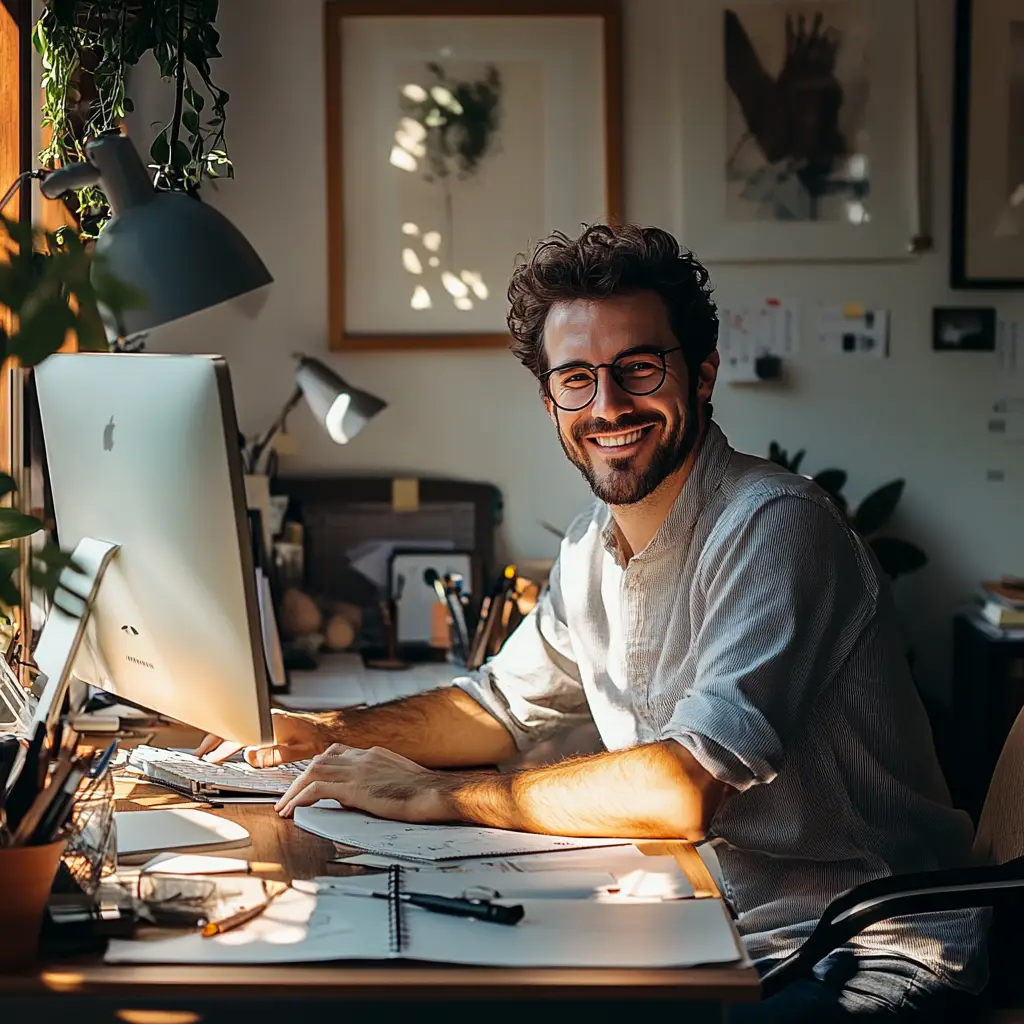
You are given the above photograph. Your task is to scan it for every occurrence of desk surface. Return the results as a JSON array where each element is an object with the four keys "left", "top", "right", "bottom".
[{"left": 1, "top": 776, "right": 760, "bottom": 1012}]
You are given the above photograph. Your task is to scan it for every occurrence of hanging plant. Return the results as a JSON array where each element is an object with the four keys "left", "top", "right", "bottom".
[{"left": 33, "top": 0, "right": 233, "bottom": 239}]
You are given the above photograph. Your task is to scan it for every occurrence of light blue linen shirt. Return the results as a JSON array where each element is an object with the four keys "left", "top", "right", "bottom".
[{"left": 457, "top": 421, "right": 986, "bottom": 989}]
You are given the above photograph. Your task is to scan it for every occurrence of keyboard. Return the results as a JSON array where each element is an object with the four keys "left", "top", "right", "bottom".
[{"left": 127, "top": 745, "right": 312, "bottom": 798}]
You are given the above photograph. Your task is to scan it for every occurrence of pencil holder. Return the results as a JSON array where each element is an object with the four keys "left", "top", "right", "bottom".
[
  {"left": 59, "top": 769, "right": 117, "bottom": 895},
  {"left": 0, "top": 840, "right": 65, "bottom": 971}
]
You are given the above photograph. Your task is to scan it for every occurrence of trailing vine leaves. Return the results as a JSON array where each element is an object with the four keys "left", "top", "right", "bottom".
[
  {"left": 0, "top": 216, "right": 142, "bottom": 619},
  {"left": 34, "top": 0, "right": 232, "bottom": 239}
]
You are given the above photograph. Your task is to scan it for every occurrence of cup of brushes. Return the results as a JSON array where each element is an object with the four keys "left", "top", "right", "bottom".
[{"left": 0, "top": 725, "right": 99, "bottom": 970}]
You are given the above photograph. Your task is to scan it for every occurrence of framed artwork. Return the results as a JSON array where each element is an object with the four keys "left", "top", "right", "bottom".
[
  {"left": 932, "top": 307, "right": 997, "bottom": 351},
  {"left": 951, "top": 0, "right": 1024, "bottom": 288},
  {"left": 324, "top": 0, "right": 622, "bottom": 350},
  {"left": 675, "top": 0, "right": 920, "bottom": 263}
]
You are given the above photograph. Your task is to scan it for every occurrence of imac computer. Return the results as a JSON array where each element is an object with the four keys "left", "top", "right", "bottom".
[{"left": 33, "top": 352, "right": 274, "bottom": 747}]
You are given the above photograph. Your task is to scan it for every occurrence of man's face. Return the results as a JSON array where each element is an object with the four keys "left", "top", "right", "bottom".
[{"left": 541, "top": 292, "right": 715, "bottom": 506}]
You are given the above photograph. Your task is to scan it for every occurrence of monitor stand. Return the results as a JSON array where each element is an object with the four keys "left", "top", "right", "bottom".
[
  {"left": 28, "top": 537, "right": 164, "bottom": 737},
  {"left": 32, "top": 537, "right": 121, "bottom": 736}
]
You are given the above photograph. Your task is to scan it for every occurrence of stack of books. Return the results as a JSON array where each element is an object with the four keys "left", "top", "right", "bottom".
[{"left": 978, "top": 577, "right": 1024, "bottom": 629}]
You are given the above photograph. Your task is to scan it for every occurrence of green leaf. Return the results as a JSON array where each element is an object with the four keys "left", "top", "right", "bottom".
[
  {"left": 869, "top": 536, "right": 928, "bottom": 580},
  {"left": 813, "top": 469, "right": 847, "bottom": 498},
  {"left": 124, "top": 97, "right": 135, "bottom": 113},
  {"left": 182, "top": 108, "right": 200, "bottom": 134},
  {"left": 151, "top": 133, "right": 170, "bottom": 166},
  {"left": 8, "top": 298, "right": 76, "bottom": 367},
  {"left": 854, "top": 480, "right": 905, "bottom": 536},
  {"left": 171, "top": 140, "right": 191, "bottom": 168},
  {"left": 0, "top": 509, "right": 44, "bottom": 543},
  {"left": 0, "top": 475, "right": 17, "bottom": 502}
]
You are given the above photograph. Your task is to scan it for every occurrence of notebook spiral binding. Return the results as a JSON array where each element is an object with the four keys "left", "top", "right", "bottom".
[{"left": 387, "top": 864, "right": 405, "bottom": 955}]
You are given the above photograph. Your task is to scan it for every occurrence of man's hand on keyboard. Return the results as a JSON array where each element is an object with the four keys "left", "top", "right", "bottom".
[{"left": 194, "top": 709, "right": 332, "bottom": 767}]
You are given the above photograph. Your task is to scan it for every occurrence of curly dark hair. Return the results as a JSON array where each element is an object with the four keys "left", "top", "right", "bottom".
[{"left": 506, "top": 224, "right": 719, "bottom": 382}]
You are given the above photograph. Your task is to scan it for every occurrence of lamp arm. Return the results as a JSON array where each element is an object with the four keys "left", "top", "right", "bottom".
[
  {"left": 247, "top": 385, "right": 303, "bottom": 474},
  {"left": 0, "top": 170, "right": 48, "bottom": 216}
]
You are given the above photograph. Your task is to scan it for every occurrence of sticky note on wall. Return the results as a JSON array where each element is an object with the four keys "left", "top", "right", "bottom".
[{"left": 392, "top": 477, "right": 419, "bottom": 511}]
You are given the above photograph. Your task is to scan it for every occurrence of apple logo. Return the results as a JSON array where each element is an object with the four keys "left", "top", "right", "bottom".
[{"left": 103, "top": 416, "right": 115, "bottom": 451}]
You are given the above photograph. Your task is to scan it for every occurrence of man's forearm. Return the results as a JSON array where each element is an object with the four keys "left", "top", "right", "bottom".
[
  {"left": 312, "top": 687, "right": 517, "bottom": 768},
  {"left": 430, "top": 740, "right": 728, "bottom": 841}
]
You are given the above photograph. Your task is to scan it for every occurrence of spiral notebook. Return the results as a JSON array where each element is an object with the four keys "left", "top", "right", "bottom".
[
  {"left": 105, "top": 872, "right": 744, "bottom": 968},
  {"left": 293, "top": 804, "right": 633, "bottom": 863}
]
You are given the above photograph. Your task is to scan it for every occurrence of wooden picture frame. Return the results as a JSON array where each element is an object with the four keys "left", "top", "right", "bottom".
[
  {"left": 324, "top": 0, "right": 623, "bottom": 351},
  {"left": 951, "top": 0, "right": 1024, "bottom": 288}
]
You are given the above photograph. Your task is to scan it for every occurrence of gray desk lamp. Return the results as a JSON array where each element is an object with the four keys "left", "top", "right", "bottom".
[
  {"left": 246, "top": 354, "right": 386, "bottom": 473},
  {"left": 2, "top": 132, "right": 273, "bottom": 339}
]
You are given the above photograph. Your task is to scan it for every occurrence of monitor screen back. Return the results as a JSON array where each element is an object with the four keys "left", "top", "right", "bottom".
[{"left": 34, "top": 353, "right": 272, "bottom": 746}]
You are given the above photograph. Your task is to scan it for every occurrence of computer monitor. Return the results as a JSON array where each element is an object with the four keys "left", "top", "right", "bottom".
[{"left": 33, "top": 352, "right": 274, "bottom": 747}]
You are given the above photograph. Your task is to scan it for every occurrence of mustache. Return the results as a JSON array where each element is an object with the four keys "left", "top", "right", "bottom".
[{"left": 570, "top": 412, "right": 664, "bottom": 444}]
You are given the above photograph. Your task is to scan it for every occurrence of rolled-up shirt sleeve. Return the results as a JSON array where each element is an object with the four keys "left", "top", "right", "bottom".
[
  {"left": 663, "top": 492, "right": 874, "bottom": 791},
  {"left": 454, "top": 557, "right": 590, "bottom": 751}
]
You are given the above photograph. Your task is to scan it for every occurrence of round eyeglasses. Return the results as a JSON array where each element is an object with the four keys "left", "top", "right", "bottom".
[{"left": 540, "top": 346, "right": 684, "bottom": 412}]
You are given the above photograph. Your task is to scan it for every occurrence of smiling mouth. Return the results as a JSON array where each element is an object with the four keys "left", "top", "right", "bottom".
[{"left": 586, "top": 424, "right": 655, "bottom": 450}]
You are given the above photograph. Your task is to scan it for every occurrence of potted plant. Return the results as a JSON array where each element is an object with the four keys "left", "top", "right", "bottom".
[
  {"left": 0, "top": 214, "right": 137, "bottom": 618},
  {"left": 34, "top": 0, "right": 232, "bottom": 238}
]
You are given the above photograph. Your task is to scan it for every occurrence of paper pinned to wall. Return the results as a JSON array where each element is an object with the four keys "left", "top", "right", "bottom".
[
  {"left": 991, "top": 320, "right": 1024, "bottom": 442},
  {"left": 815, "top": 305, "right": 889, "bottom": 359},
  {"left": 718, "top": 298, "right": 799, "bottom": 382}
]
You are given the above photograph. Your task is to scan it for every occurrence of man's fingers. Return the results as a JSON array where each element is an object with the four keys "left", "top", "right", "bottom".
[
  {"left": 194, "top": 734, "right": 223, "bottom": 758},
  {"left": 279, "top": 779, "right": 343, "bottom": 819},
  {"left": 200, "top": 739, "right": 243, "bottom": 764},
  {"left": 246, "top": 745, "right": 284, "bottom": 769},
  {"left": 275, "top": 764, "right": 349, "bottom": 813}
]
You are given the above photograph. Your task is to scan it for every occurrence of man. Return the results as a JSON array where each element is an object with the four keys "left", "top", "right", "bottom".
[{"left": 199, "top": 225, "right": 984, "bottom": 1019}]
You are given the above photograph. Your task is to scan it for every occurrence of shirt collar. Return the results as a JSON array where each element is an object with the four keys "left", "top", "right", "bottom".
[{"left": 599, "top": 420, "right": 733, "bottom": 562}]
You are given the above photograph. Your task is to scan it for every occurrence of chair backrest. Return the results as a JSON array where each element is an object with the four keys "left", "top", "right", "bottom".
[{"left": 974, "top": 703, "right": 1024, "bottom": 866}]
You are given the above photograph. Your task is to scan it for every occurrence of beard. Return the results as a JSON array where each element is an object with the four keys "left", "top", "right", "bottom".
[{"left": 555, "top": 385, "right": 702, "bottom": 506}]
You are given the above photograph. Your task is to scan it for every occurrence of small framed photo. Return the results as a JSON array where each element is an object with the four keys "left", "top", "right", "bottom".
[{"left": 932, "top": 307, "right": 996, "bottom": 352}]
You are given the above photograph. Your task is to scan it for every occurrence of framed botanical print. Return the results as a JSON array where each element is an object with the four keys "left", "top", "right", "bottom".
[
  {"left": 324, "top": 0, "right": 623, "bottom": 350},
  {"left": 952, "top": 0, "right": 1024, "bottom": 288},
  {"left": 675, "top": 0, "right": 921, "bottom": 262}
]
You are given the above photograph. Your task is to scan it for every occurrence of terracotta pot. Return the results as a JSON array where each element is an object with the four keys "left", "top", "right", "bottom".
[{"left": 0, "top": 841, "right": 65, "bottom": 971}]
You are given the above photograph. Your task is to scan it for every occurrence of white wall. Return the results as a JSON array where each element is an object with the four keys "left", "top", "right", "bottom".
[{"left": 126, "top": 0, "right": 1024, "bottom": 708}]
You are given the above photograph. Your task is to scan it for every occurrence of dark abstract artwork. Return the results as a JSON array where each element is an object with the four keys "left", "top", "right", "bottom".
[{"left": 724, "top": 2, "right": 870, "bottom": 223}]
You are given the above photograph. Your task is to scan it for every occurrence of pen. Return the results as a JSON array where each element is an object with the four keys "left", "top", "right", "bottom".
[
  {"left": 338, "top": 887, "right": 525, "bottom": 925},
  {"left": 201, "top": 882, "right": 288, "bottom": 938},
  {"left": 89, "top": 740, "right": 119, "bottom": 779}
]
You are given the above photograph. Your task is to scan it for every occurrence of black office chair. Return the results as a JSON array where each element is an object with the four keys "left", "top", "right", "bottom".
[{"left": 759, "top": 705, "right": 1024, "bottom": 1018}]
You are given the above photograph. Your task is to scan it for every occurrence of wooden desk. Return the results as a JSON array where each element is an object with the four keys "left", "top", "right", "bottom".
[{"left": 0, "top": 778, "right": 760, "bottom": 1024}]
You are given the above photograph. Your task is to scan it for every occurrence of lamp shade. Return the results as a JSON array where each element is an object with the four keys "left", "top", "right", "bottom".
[
  {"left": 41, "top": 135, "right": 272, "bottom": 338},
  {"left": 295, "top": 356, "right": 386, "bottom": 444}
]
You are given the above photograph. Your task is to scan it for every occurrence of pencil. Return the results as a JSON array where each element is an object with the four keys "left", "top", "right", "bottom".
[{"left": 201, "top": 883, "right": 288, "bottom": 938}]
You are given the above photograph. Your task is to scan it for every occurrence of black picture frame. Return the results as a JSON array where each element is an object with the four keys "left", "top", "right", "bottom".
[
  {"left": 932, "top": 307, "right": 997, "bottom": 351},
  {"left": 951, "top": 0, "right": 1024, "bottom": 288}
]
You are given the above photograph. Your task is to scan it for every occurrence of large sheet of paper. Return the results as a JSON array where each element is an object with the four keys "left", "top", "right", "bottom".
[{"left": 293, "top": 803, "right": 633, "bottom": 862}]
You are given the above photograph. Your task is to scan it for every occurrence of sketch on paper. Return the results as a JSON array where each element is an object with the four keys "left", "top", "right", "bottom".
[
  {"left": 389, "top": 61, "right": 507, "bottom": 316},
  {"left": 723, "top": 2, "right": 870, "bottom": 223}
]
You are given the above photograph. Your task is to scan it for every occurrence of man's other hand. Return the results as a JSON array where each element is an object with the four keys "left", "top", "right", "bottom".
[
  {"left": 194, "top": 709, "right": 333, "bottom": 766},
  {"left": 274, "top": 744, "right": 449, "bottom": 823}
]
